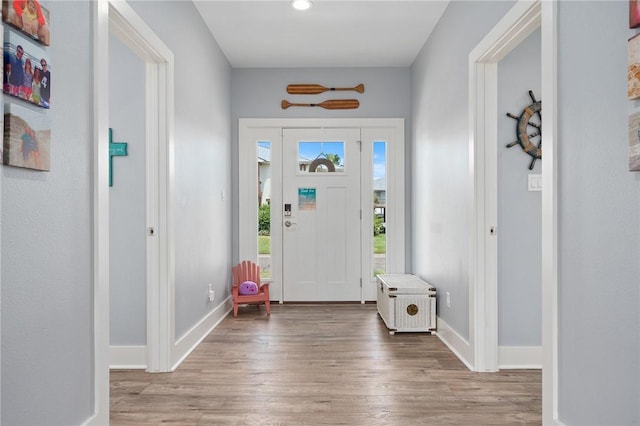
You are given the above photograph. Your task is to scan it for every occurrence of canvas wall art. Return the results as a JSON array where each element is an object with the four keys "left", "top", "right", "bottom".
[
  {"left": 0, "top": 103, "right": 3, "bottom": 162},
  {"left": 0, "top": 27, "right": 3, "bottom": 163},
  {"left": 2, "top": 0, "right": 50, "bottom": 46},
  {"left": 3, "top": 29, "right": 51, "bottom": 108},
  {"left": 631, "top": 0, "right": 640, "bottom": 28},
  {"left": 3, "top": 101, "right": 50, "bottom": 170},
  {"left": 629, "top": 33, "right": 640, "bottom": 99},
  {"left": 629, "top": 110, "right": 640, "bottom": 171}
]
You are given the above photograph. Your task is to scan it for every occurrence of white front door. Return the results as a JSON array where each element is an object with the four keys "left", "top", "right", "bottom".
[{"left": 282, "top": 128, "right": 361, "bottom": 301}]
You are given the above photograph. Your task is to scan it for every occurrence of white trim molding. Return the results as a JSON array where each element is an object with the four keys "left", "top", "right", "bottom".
[
  {"left": 110, "top": 346, "right": 148, "bottom": 369},
  {"left": 541, "top": 1, "right": 560, "bottom": 424},
  {"left": 90, "top": 1, "right": 111, "bottom": 425},
  {"left": 172, "top": 297, "right": 233, "bottom": 370},
  {"left": 435, "top": 316, "right": 473, "bottom": 371},
  {"left": 498, "top": 346, "right": 542, "bottom": 369}
]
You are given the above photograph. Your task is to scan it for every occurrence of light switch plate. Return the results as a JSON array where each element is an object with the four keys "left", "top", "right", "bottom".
[{"left": 528, "top": 174, "right": 542, "bottom": 192}]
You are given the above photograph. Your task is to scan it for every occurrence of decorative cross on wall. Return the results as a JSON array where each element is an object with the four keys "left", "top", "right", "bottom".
[{"left": 109, "top": 128, "right": 128, "bottom": 187}]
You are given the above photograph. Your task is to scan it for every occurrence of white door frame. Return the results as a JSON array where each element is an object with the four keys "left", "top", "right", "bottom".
[
  {"left": 91, "top": 0, "right": 175, "bottom": 422},
  {"left": 238, "top": 118, "right": 405, "bottom": 302},
  {"left": 468, "top": 0, "right": 559, "bottom": 424}
]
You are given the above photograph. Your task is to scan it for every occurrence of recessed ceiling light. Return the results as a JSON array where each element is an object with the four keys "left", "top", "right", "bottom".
[{"left": 291, "top": 0, "right": 312, "bottom": 11}]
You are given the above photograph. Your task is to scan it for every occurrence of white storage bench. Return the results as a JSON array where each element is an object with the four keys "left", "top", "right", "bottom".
[{"left": 376, "top": 274, "right": 436, "bottom": 334}]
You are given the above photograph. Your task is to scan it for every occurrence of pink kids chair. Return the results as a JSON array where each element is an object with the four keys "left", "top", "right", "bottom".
[{"left": 231, "top": 260, "right": 271, "bottom": 317}]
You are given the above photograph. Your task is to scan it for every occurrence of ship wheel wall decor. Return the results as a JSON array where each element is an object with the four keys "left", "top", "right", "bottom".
[{"left": 506, "top": 90, "right": 542, "bottom": 170}]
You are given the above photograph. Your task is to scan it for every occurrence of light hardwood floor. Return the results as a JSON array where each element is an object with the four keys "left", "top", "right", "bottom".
[{"left": 110, "top": 304, "right": 541, "bottom": 425}]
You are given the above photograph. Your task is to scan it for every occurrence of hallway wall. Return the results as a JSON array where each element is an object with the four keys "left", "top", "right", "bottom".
[
  {"left": 1, "top": 2, "right": 94, "bottom": 424},
  {"left": 557, "top": 2, "right": 639, "bottom": 424}
]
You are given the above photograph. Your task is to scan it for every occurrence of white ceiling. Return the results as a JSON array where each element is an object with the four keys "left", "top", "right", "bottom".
[{"left": 193, "top": 1, "right": 450, "bottom": 68}]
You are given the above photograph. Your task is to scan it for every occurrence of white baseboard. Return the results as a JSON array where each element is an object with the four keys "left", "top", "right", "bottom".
[
  {"left": 498, "top": 345, "right": 542, "bottom": 369},
  {"left": 172, "top": 296, "right": 232, "bottom": 370},
  {"left": 110, "top": 345, "right": 147, "bottom": 369},
  {"left": 435, "top": 316, "right": 474, "bottom": 371},
  {"left": 81, "top": 413, "right": 98, "bottom": 426}
]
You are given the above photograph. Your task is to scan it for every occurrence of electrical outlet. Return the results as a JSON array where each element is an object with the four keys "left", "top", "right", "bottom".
[
  {"left": 446, "top": 292, "right": 451, "bottom": 308},
  {"left": 208, "top": 284, "right": 215, "bottom": 302}
]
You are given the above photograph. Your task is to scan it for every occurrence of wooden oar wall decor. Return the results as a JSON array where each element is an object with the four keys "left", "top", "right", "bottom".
[
  {"left": 281, "top": 83, "right": 364, "bottom": 110},
  {"left": 286, "top": 83, "right": 365, "bottom": 95},
  {"left": 281, "top": 99, "right": 360, "bottom": 110}
]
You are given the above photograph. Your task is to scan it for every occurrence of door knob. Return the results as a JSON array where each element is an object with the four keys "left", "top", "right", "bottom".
[{"left": 285, "top": 220, "right": 295, "bottom": 227}]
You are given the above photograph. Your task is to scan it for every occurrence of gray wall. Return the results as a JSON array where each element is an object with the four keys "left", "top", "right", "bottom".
[
  {"left": 1, "top": 2, "right": 94, "bottom": 424},
  {"left": 109, "top": 34, "right": 147, "bottom": 346},
  {"left": 497, "top": 29, "right": 541, "bottom": 346},
  {"left": 231, "top": 67, "right": 412, "bottom": 268},
  {"left": 129, "top": 1, "right": 233, "bottom": 339},
  {"left": 410, "top": 1, "right": 516, "bottom": 339},
  {"left": 558, "top": 1, "right": 639, "bottom": 424}
]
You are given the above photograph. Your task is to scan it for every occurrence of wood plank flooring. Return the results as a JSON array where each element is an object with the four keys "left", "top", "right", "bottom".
[{"left": 110, "top": 304, "right": 541, "bottom": 425}]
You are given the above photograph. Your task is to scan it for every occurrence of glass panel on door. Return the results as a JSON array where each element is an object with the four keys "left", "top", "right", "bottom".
[
  {"left": 257, "top": 140, "right": 271, "bottom": 281},
  {"left": 373, "top": 141, "right": 386, "bottom": 277},
  {"left": 297, "top": 141, "right": 345, "bottom": 173}
]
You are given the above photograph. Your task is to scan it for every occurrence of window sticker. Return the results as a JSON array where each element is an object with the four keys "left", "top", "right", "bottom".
[{"left": 298, "top": 188, "right": 316, "bottom": 210}]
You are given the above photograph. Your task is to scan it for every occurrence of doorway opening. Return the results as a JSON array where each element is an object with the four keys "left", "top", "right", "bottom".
[
  {"left": 468, "top": 0, "right": 558, "bottom": 423},
  {"left": 107, "top": 0, "right": 175, "bottom": 374},
  {"left": 92, "top": 1, "right": 176, "bottom": 423}
]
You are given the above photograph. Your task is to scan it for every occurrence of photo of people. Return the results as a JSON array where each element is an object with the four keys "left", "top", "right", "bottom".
[
  {"left": 3, "top": 30, "right": 50, "bottom": 108},
  {"left": 0, "top": 104, "right": 3, "bottom": 162},
  {"left": 3, "top": 101, "right": 50, "bottom": 171},
  {"left": 2, "top": 0, "right": 50, "bottom": 46}
]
